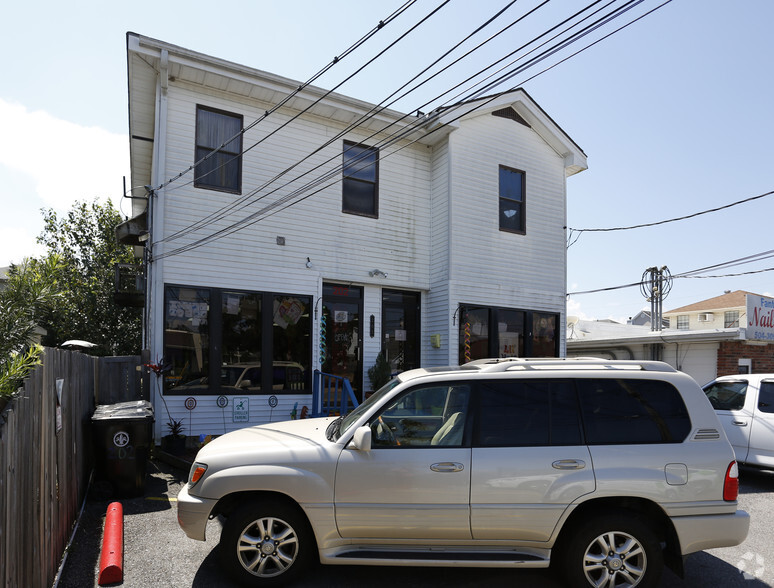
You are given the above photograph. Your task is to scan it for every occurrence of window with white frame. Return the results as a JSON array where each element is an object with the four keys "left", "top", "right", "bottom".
[
  {"left": 725, "top": 310, "right": 740, "bottom": 328},
  {"left": 677, "top": 315, "right": 689, "bottom": 330}
]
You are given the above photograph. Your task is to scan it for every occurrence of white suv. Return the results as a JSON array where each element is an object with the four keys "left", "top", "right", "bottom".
[{"left": 177, "top": 359, "right": 749, "bottom": 587}]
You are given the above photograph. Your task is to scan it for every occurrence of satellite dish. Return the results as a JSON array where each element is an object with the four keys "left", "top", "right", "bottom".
[{"left": 567, "top": 316, "right": 580, "bottom": 328}]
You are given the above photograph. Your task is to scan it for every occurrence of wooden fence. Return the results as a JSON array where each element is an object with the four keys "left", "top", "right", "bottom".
[{"left": 0, "top": 348, "right": 142, "bottom": 588}]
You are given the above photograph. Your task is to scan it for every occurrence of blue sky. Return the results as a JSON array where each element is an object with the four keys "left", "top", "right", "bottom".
[{"left": 2, "top": 0, "right": 772, "bottom": 321}]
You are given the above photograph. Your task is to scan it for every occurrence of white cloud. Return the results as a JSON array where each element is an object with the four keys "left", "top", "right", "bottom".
[
  {"left": 0, "top": 98, "right": 128, "bottom": 210},
  {"left": 0, "top": 226, "right": 46, "bottom": 266}
]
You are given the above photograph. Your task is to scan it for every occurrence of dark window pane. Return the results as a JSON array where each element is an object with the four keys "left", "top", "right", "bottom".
[
  {"left": 499, "top": 199, "right": 522, "bottom": 232},
  {"left": 499, "top": 167, "right": 523, "bottom": 201},
  {"left": 343, "top": 142, "right": 377, "bottom": 216},
  {"left": 499, "top": 166, "right": 524, "bottom": 232},
  {"left": 476, "top": 380, "right": 581, "bottom": 447},
  {"left": 195, "top": 106, "right": 242, "bottom": 192},
  {"left": 498, "top": 310, "right": 524, "bottom": 358},
  {"left": 460, "top": 307, "right": 489, "bottom": 364},
  {"left": 343, "top": 145, "right": 377, "bottom": 181},
  {"left": 343, "top": 178, "right": 376, "bottom": 215},
  {"left": 758, "top": 382, "right": 774, "bottom": 414},
  {"left": 532, "top": 313, "right": 557, "bottom": 357},
  {"left": 221, "top": 292, "right": 261, "bottom": 392},
  {"left": 164, "top": 287, "right": 210, "bottom": 393},
  {"left": 578, "top": 379, "right": 691, "bottom": 444},
  {"left": 272, "top": 296, "right": 311, "bottom": 391},
  {"left": 704, "top": 381, "right": 747, "bottom": 411}
]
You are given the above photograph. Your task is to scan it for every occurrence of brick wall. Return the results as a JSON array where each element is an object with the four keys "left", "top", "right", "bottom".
[{"left": 717, "top": 341, "right": 774, "bottom": 376}]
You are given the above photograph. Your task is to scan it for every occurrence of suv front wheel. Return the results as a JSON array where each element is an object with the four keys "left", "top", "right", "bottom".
[
  {"left": 561, "top": 514, "right": 663, "bottom": 588},
  {"left": 219, "top": 501, "right": 316, "bottom": 586}
]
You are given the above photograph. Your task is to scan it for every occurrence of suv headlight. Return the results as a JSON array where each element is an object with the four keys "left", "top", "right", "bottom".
[{"left": 188, "top": 462, "right": 207, "bottom": 487}]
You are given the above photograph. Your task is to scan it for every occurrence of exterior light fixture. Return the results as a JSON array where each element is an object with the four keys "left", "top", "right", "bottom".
[{"left": 369, "top": 269, "right": 387, "bottom": 278}]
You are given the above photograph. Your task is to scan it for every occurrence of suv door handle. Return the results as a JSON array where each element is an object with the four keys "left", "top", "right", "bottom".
[
  {"left": 732, "top": 420, "right": 748, "bottom": 426},
  {"left": 430, "top": 462, "right": 464, "bottom": 473},
  {"left": 552, "top": 459, "right": 586, "bottom": 470}
]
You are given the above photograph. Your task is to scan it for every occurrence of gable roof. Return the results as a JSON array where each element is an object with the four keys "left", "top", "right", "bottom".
[{"left": 665, "top": 290, "right": 763, "bottom": 314}]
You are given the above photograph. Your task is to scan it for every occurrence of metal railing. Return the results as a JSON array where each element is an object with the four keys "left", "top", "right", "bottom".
[{"left": 311, "top": 370, "right": 359, "bottom": 417}]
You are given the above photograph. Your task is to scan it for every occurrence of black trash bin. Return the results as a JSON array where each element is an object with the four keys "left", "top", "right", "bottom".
[{"left": 91, "top": 400, "right": 154, "bottom": 497}]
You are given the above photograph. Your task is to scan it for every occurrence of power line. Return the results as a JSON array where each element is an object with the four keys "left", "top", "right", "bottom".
[
  {"left": 154, "top": 0, "right": 419, "bottom": 192},
  {"left": 567, "top": 189, "right": 774, "bottom": 234},
  {"left": 568, "top": 250, "right": 774, "bottom": 295},
  {"left": 160, "top": 0, "right": 451, "bottom": 195},
  {"left": 154, "top": 0, "right": 671, "bottom": 260},
  {"left": 160, "top": 0, "right": 536, "bottom": 245}
]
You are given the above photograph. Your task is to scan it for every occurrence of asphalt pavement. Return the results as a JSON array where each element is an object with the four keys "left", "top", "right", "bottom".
[{"left": 55, "top": 458, "right": 774, "bottom": 587}]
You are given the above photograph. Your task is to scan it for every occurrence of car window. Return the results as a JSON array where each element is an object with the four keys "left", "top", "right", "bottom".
[
  {"left": 371, "top": 385, "right": 470, "bottom": 448},
  {"left": 475, "top": 379, "right": 581, "bottom": 447},
  {"left": 703, "top": 380, "right": 747, "bottom": 411},
  {"left": 578, "top": 379, "right": 691, "bottom": 445},
  {"left": 758, "top": 381, "right": 774, "bottom": 414}
]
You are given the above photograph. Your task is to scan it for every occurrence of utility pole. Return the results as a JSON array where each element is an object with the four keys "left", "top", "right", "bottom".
[{"left": 640, "top": 266, "right": 672, "bottom": 360}]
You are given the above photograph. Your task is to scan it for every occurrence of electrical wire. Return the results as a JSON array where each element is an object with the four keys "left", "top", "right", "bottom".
[
  {"left": 161, "top": 0, "right": 451, "bottom": 195},
  {"left": 160, "top": 0, "right": 536, "bottom": 244},
  {"left": 155, "top": 0, "right": 419, "bottom": 192},
  {"left": 568, "top": 189, "right": 774, "bottom": 233},
  {"left": 568, "top": 250, "right": 774, "bottom": 295},
  {"left": 154, "top": 0, "right": 671, "bottom": 260}
]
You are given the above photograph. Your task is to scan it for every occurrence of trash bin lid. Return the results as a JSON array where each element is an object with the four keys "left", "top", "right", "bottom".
[{"left": 92, "top": 400, "right": 154, "bottom": 420}]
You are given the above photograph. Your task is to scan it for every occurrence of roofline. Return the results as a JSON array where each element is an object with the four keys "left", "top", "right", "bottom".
[
  {"left": 567, "top": 327, "right": 745, "bottom": 348},
  {"left": 434, "top": 87, "right": 585, "bottom": 157}
]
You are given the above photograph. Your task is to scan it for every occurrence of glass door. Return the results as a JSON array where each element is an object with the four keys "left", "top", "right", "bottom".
[
  {"left": 322, "top": 284, "right": 363, "bottom": 400},
  {"left": 382, "top": 289, "right": 420, "bottom": 374}
]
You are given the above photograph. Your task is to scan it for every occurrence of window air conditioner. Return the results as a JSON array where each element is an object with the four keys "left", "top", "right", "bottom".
[{"left": 698, "top": 313, "right": 714, "bottom": 322}]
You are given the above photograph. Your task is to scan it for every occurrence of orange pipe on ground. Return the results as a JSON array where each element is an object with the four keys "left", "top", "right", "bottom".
[{"left": 98, "top": 501, "right": 123, "bottom": 585}]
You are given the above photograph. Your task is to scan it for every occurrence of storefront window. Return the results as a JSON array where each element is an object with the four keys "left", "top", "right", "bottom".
[
  {"left": 532, "top": 312, "right": 558, "bottom": 357},
  {"left": 458, "top": 305, "right": 556, "bottom": 363},
  {"left": 498, "top": 309, "right": 524, "bottom": 358},
  {"left": 460, "top": 307, "right": 489, "bottom": 364},
  {"left": 221, "top": 292, "right": 261, "bottom": 391},
  {"left": 164, "top": 285, "right": 310, "bottom": 394},
  {"left": 273, "top": 296, "right": 311, "bottom": 391},
  {"left": 164, "top": 287, "right": 210, "bottom": 392}
]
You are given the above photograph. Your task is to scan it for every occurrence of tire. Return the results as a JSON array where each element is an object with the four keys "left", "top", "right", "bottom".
[
  {"left": 561, "top": 514, "right": 663, "bottom": 588},
  {"left": 219, "top": 501, "right": 316, "bottom": 586}
]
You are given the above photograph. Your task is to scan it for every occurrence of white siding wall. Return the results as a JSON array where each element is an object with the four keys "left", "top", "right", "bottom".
[
  {"left": 446, "top": 113, "right": 568, "bottom": 357},
  {"left": 150, "top": 83, "right": 434, "bottom": 437}
]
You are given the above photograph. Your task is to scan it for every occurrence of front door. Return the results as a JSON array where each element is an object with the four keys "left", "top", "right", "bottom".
[
  {"left": 382, "top": 289, "right": 420, "bottom": 374},
  {"left": 322, "top": 284, "right": 363, "bottom": 401}
]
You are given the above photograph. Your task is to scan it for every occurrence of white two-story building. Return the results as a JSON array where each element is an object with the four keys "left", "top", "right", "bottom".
[{"left": 121, "top": 33, "right": 587, "bottom": 439}]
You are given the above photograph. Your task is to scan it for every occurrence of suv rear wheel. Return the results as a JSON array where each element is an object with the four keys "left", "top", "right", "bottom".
[
  {"left": 219, "top": 501, "right": 316, "bottom": 586},
  {"left": 561, "top": 514, "right": 663, "bottom": 588}
]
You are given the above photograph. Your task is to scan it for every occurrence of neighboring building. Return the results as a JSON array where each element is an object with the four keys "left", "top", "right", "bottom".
[
  {"left": 121, "top": 33, "right": 587, "bottom": 438},
  {"left": 664, "top": 290, "right": 753, "bottom": 331},
  {"left": 568, "top": 290, "right": 774, "bottom": 386}
]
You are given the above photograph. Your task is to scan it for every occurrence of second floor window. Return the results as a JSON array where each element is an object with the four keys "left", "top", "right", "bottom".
[
  {"left": 195, "top": 105, "right": 243, "bottom": 193},
  {"left": 677, "top": 315, "right": 689, "bottom": 330},
  {"left": 499, "top": 165, "right": 525, "bottom": 233},
  {"left": 725, "top": 310, "right": 740, "bottom": 328},
  {"left": 343, "top": 141, "right": 378, "bottom": 217}
]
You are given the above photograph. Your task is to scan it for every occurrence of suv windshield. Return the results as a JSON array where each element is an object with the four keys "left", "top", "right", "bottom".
[{"left": 334, "top": 379, "right": 401, "bottom": 440}]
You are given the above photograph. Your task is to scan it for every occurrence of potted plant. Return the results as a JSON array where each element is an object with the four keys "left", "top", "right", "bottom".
[
  {"left": 367, "top": 351, "right": 392, "bottom": 394},
  {"left": 161, "top": 418, "right": 186, "bottom": 455}
]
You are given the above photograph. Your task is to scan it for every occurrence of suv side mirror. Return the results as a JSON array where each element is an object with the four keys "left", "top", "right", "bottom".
[{"left": 350, "top": 426, "right": 372, "bottom": 451}]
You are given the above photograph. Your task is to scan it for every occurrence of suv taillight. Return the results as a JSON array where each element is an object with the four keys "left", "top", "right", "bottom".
[{"left": 723, "top": 461, "right": 739, "bottom": 501}]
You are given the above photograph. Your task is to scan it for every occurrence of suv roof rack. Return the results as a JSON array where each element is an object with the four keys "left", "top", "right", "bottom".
[{"left": 464, "top": 357, "right": 677, "bottom": 373}]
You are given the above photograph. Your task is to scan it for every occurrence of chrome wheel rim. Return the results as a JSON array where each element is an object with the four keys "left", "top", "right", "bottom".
[
  {"left": 236, "top": 516, "right": 299, "bottom": 578},
  {"left": 582, "top": 530, "right": 647, "bottom": 587}
]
